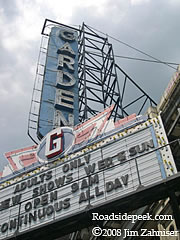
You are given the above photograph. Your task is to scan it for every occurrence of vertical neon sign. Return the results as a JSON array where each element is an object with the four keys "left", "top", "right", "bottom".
[{"left": 38, "top": 27, "right": 79, "bottom": 139}]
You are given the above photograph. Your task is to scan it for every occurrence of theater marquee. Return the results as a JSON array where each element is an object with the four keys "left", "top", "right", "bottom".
[{"left": 0, "top": 113, "right": 177, "bottom": 239}]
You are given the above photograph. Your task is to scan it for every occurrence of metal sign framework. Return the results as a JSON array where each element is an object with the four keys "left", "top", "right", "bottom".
[{"left": 28, "top": 19, "right": 157, "bottom": 144}]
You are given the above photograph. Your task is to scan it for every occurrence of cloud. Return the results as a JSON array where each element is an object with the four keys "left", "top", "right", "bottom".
[
  {"left": 0, "top": 0, "right": 180, "bottom": 171},
  {"left": 130, "top": 0, "right": 150, "bottom": 5}
]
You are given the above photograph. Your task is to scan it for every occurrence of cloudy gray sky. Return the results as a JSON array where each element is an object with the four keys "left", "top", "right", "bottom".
[{"left": 0, "top": 0, "right": 179, "bottom": 171}]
